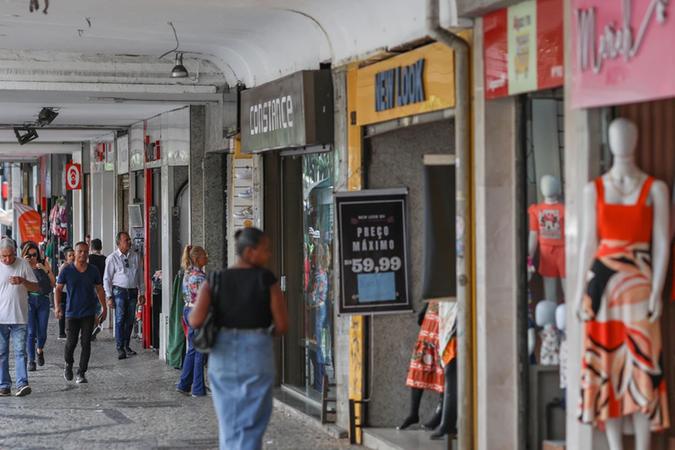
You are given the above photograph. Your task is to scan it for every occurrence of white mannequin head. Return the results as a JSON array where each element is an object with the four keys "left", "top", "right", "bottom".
[
  {"left": 555, "top": 304, "right": 565, "bottom": 332},
  {"left": 535, "top": 299, "right": 557, "bottom": 327},
  {"left": 540, "top": 175, "right": 561, "bottom": 200},
  {"left": 608, "top": 118, "right": 638, "bottom": 158}
]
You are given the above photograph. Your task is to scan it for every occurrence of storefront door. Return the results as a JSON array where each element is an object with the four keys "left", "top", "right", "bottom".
[{"left": 265, "top": 151, "right": 335, "bottom": 401}]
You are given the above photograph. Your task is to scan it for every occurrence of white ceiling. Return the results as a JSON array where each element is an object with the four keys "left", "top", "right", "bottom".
[
  {"left": 0, "top": 0, "right": 457, "bottom": 86},
  {"left": 0, "top": 0, "right": 458, "bottom": 153}
]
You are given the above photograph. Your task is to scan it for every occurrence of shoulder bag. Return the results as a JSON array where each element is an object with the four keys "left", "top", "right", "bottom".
[{"left": 192, "top": 271, "right": 222, "bottom": 353}]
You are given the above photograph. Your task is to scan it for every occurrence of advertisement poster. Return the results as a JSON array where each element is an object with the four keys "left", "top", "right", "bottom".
[
  {"left": 508, "top": 0, "right": 538, "bottom": 94},
  {"left": 484, "top": 0, "right": 563, "bottom": 99},
  {"left": 14, "top": 202, "right": 42, "bottom": 245},
  {"left": 336, "top": 189, "right": 411, "bottom": 315}
]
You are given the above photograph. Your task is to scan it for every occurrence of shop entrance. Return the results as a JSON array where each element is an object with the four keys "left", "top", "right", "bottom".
[
  {"left": 265, "top": 151, "right": 336, "bottom": 403},
  {"left": 519, "top": 88, "right": 567, "bottom": 450}
]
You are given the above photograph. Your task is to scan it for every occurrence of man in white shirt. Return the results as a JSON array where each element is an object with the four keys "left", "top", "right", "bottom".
[
  {"left": 0, "top": 238, "right": 39, "bottom": 396},
  {"left": 103, "top": 231, "right": 145, "bottom": 360}
]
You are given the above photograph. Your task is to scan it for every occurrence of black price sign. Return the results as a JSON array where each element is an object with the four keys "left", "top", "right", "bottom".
[{"left": 336, "top": 189, "right": 411, "bottom": 315}]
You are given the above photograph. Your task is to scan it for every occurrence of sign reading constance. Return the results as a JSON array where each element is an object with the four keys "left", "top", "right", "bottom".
[
  {"left": 336, "top": 189, "right": 412, "bottom": 315},
  {"left": 240, "top": 70, "right": 333, "bottom": 153},
  {"left": 572, "top": 0, "right": 674, "bottom": 108}
]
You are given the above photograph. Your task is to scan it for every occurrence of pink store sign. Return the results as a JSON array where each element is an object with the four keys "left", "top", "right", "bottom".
[{"left": 571, "top": 0, "right": 675, "bottom": 108}]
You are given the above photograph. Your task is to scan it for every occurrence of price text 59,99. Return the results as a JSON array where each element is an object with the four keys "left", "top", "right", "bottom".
[{"left": 349, "top": 257, "right": 402, "bottom": 274}]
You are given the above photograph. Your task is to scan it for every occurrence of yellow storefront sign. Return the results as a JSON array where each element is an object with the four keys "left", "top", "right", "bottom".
[{"left": 356, "top": 42, "right": 456, "bottom": 126}]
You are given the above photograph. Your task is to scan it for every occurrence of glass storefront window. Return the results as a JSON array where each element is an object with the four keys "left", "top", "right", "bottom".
[{"left": 302, "top": 152, "right": 335, "bottom": 394}]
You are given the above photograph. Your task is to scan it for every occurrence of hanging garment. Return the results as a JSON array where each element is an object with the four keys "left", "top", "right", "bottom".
[
  {"left": 438, "top": 301, "right": 458, "bottom": 367},
  {"left": 539, "top": 324, "right": 560, "bottom": 366},
  {"left": 578, "top": 176, "right": 669, "bottom": 431},
  {"left": 528, "top": 202, "right": 566, "bottom": 278},
  {"left": 166, "top": 271, "right": 186, "bottom": 370},
  {"left": 405, "top": 301, "right": 445, "bottom": 393},
  {"left": 559, "top": 335, "right": 568, "bottom": 390}
]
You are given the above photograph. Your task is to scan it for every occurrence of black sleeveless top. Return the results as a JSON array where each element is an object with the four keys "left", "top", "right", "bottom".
[{"left": 210, "top": 267, "right": 276, "bottom": 329}]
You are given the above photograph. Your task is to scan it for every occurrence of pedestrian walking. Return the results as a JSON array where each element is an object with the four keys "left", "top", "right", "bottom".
[
  {"left": 54, "top": 241, "right": 107, "bottom": 384},
  {"left": 88, "top": 238, "right": 106, "bottom": 341},
  {"left": 190, "top": 228, "right": 288, "bottom": 450},
  {"left": 175, "top": 245, "right": 208, "bottom": 397},
  {"left": 103, "top": 231, "right": 145, "bottom": 360},
  {"left": 0, "top": 238, "right": 40, "bottom": 396},
  {"left": 22, "top": 242, "right": 55, "bottom": 372},
  {"left": 56, "top": 247, "right": 74, "bottom": 340}
]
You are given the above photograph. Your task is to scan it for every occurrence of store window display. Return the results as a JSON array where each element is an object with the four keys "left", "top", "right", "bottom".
[
  {"left": 574, "top": 118, "right": 671, "bottom": 450},
  {"left": 398, "top": 301, "right": 458, "bottom": 440},
  {"left": 528, "top": 175, "right": 565, "bottom": 301}
]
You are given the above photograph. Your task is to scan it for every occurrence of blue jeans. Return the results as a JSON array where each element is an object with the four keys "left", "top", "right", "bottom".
[
  {"left": 176, "top": 307, "right": 205, "bottom": 395},
  {"left": 0, "top": 324, "right": 28, "bottom": 389},
  {"left": 208, "top": 329, "right": 274, "bottom": 450},
  {"left": 113, "top": 287, "right": 137, "bottom": 350},
  {"left": 27, "top": 295, "right": 50, "bottom": 362}
]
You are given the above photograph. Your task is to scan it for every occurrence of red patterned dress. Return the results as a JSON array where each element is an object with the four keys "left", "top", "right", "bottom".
[
  {"left": 405, "top": 301, "right": 445, "bottom": 393},
  {"left": 578, "top": 176, "right": 669, "bottom": 431}
]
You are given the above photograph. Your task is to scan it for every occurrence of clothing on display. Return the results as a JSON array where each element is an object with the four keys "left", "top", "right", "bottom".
[
  {"left": 559, "top": 336, "right": 568, "bottom": 390},
  {"left": 538, "top": 324, "right": 559, "bottom": 366},
  {"left": 578, "top": 177, "right": 669, "bottom": 431},
  {"left": 49, "top": 200, "right": 68, "bottom": 241},
  {"left": 528, "top": 202, "right": 566, "bottom": 277},
  {"left": 438, "top": 302, "right": 457, "bottom": 367},
  {"left": 405, "top": 301, "right": 445, "bottom": 393},
  {"left": 166, "top": 271, "right": 186, "bottom": 370}
]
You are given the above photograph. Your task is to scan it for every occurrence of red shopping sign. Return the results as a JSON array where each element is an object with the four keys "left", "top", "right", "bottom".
[{"left": 66, "top": 163, "right": 82, "bottom": 190}]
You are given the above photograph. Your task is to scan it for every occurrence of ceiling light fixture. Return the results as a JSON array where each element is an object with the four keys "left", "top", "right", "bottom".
[
  {"left": 14, "top": 127, "right": 39, "bottom": 145},
  {"left": 171, "top": 52, "right": 189, "bottom": 78},
  {"left": 36, "top": 107, "right": 59, "bottom": 127},
  {"left": 160, "top": 22, "right": 189, "bottom": 79}
]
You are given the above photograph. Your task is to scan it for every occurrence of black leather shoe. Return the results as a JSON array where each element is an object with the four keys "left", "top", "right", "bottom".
[
  {"left": 64, "top": 365, "right": 73, "bottom": 381},
  {"left": 117, "top": 349, "right": 127, "bottom": 360},
  {"left": 28, "top": 361, "right": 36, "bottom": 372},
  {"left": 125, "top": 347, "right": 137, "bottom": 356},
  {"left": 37, "top": 351, "right": 45, "bottom": 366}
]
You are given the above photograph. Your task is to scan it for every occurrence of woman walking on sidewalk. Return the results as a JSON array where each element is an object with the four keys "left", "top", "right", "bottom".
[
  {"left": 190, "top": 228, "right": 288, "bottom": 450},
  {"left": 175, "top": 245, "right": 208, "bottom": 397},
  {"left": 22, "top": 242, "right": 55, "bottom": 372}
]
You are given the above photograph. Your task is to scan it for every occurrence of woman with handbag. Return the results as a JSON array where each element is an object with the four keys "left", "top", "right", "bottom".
[
  {"left": 175, "top": 245, "right": 208, "bottom": 397},
  {"left": 190, "top": 228, "right": 288, "bottom": 450}
]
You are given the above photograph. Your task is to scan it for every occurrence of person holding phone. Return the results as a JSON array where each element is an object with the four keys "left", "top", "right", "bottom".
[
  {"left": 54, "top": 241, "right": 107, "bottom": 384},
  {"left": 22, "top": 242, "right": 55, "bottom": 372}
]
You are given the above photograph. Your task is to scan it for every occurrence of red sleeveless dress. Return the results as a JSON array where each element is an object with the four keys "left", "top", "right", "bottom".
[{"left": 578, "top": 176, "right": 669, "bottom": 431}]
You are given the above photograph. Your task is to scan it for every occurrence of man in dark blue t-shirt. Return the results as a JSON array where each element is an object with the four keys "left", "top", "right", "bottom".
[{"left": 55, "top": 241, "right": 107, "bottom": 384}]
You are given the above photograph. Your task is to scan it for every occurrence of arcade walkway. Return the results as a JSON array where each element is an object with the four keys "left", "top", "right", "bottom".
[{"left": 0, "top": 315, "right": 359, "bottom": 450}]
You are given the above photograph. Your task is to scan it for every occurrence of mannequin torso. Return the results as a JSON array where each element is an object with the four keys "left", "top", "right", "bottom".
[{"left": 574, "top": 118, "right": 671, "bottom": 450}]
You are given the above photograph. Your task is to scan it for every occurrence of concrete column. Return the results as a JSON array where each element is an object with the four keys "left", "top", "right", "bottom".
[
  {"left": 331, "top": 67, "right": 351, "bottom": 432},
  {"left": 190, "top": 105, "right": 226, "bottom": 270},
  {"left": 563, "top": 0, "right": 605, "bottom": 446},
  {"left": 90, "top": 173, "right": 102, "bottom": 245},
  {"left": 71, "top": 150, "right": 84, "bottom": 243},
  {"left": 473, "top": 18, "right": 520, "bottom": 450},
  {"left": 160, "top": 164, "right": 174, "bottom": 361},
  {"left": 190, "top": 106, "right": 205, "bottom": 247},
  {"left": 100, "top": 172, "right": 115, "bottom": 254}
]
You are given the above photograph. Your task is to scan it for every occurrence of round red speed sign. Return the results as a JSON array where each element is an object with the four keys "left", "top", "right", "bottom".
[{"left": 66, "top": 163, "right": 82, "bottom": 190}]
